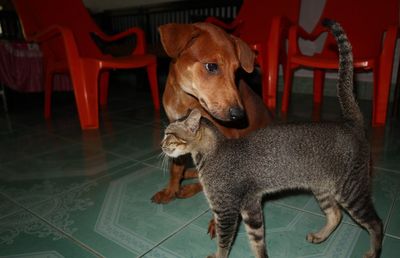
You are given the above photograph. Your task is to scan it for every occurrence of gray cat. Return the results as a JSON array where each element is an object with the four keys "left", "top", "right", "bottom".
[{"left": 161, "top": 20, "right": 382, "bottom": 258}]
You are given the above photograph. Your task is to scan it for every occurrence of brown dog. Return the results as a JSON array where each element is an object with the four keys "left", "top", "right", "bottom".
[{"left": 151, "top": 22, "right": 271, "bottom": 204}]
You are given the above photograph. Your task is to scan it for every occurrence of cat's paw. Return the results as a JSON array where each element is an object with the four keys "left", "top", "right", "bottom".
[
  {"left": 151, "top": 188, "right": 176, "bottom": 204},
  {"left": 306, "top": 232, "right": 326, "bottom": 244},
  {"left": 206, "top": 254, "right": 216, "bottom": 258},
  {"left": 207, "top": 219, "right": 216, "bottom": 239},
  {"left": 363, "top": 250, "right": 379, "bottom": 258}
]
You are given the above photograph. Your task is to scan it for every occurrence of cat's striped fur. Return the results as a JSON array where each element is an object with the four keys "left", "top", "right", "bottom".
[{"left": 161, "top": 20, "right": 383, "bottom": 258}]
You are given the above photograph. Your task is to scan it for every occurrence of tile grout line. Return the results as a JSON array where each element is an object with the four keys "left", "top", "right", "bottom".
[
  {"left": 0, "top": 161, "right": 141, "bottom": 220},
  {"left": 382, "top": 188, "right": 399, "bottom": 236},
  {"left": 373, "top": 166, "right": 400, "bottom": 174},
  {"left": 0, "top": 192, "right": 25, "bottom": 220},
  {"left": 137, "top": 208, "right": 210, "bottom": 258},
  {"left": 1, "top": 192, "right": 106, "bottom": 258},
  {"left": 0, "top": 161, "right": 157, "bottom": 256},
  {"left": 274, "top": 198, "right": 399, "bottom": 239},
  {"left": 100, "top": 146, "right": 166, "bottom": 167},
  {"left": 139, "top": 154, "right": 171, "bottom": 171},
  {"left": 271, "top": 200, "right": 361, "bottom": 226},
  {"left": 32, "top": 113, "right": 160, "bottom": 147},
  {"left": 385, "top": 233, "right": 400, "bottom": 240},
  {"left": 273, "top": 201, "right": 326, "bottom": 219},
  {"left": 0, "top": 139, "right": 82, "bottom": 167}
]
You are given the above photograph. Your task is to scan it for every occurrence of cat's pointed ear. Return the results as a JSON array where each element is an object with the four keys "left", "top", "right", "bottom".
[{"left": 185, "top": 109, "right": 202, "bottom": 133}]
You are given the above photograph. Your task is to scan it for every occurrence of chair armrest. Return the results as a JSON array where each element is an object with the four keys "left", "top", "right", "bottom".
[
  {"left": 95, "top": 27, "right": 147, "bottom": 55},
  {"left": 31, "top": 25, "right": 81, "bottom": 61},
  {"left": 205, "top": 16, "right": 242, "bottom": 31}
]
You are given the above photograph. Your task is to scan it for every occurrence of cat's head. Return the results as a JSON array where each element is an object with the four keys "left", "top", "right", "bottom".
[{"left": 161, "top": 109, "right": 203, "bottom": 158}]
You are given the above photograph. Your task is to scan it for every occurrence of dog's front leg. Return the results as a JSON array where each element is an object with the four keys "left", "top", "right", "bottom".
[
  {"left": 151, "top": 156, "right": 185, "bottom": 204},
  {"left": 176, "top": 168, "right": 203, "bottom": 199}
]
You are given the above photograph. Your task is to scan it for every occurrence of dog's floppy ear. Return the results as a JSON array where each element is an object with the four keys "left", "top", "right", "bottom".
[
  {"left": 159, "top": 23, "right": 200, "bottom": 58},
  {"left": 232, "top": 36, "right": 255, "bottom": 73}
]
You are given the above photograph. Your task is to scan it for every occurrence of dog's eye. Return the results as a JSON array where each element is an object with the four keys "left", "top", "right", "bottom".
[{"left": 204, "top": 63, "right": 219, "bottom": 74}]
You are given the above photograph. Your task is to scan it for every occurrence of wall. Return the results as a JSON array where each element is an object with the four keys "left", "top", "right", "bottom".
[{"left": 83, "top": 0, "right": 181, "bottom": 12}]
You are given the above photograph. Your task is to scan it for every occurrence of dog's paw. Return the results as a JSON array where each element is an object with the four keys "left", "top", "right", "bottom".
[
  {"left": 207, "top": 219, "right": 216, "bottom": 239},
  {"left": 151, "top": 188, "right": 176, "bottom": 204}
]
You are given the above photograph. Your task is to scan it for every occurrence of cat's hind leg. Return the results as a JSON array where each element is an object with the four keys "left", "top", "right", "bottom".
[
  {"left": 307, "top": 190, "right": 342, "bottom": 244},
  {"left": 338, "top": 193, "right": 383, "bottom": 258},
  {"left": 241, "top": 199, "right": 268, "bottom": 258}
]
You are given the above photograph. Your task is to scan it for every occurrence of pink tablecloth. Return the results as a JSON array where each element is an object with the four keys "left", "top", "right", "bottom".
[{"left": 0, "top": 40, "right": 72, "bottom": 92}]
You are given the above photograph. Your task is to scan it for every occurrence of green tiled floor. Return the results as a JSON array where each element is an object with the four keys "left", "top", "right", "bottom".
[{"left": 0, "top": 81, "right": 399, "bottom": 258}]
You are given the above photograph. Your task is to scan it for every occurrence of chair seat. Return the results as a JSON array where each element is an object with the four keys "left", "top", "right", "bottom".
[
  {"left": 290, "top": 54, "right": 375, "bottom": 70},
  {"left": 51, "top": 54, "right": 157, "bottom": 71},
  {"left": 98, "top": 54, "right": 157, "bottom": 69}
]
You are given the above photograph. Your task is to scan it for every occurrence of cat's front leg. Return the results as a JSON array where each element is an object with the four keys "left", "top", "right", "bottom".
[{"left": 208, "top": 209, "right": 240, "bottom": 258}]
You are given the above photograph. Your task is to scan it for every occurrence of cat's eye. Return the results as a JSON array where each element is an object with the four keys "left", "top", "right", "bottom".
[
  {"left": 204, "top": 63, "right": 219, "bottom": 74},
  {"left": 165, "top": 133, "right": 187, "bottom": 144}
]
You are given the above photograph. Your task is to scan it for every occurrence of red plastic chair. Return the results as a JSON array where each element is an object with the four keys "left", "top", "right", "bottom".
[
  {"left": 281, "top": 0, "right": 399, "bottom": 126},
  {"left": 206, "top": 0, "right": 301, "bottom": 111},
  {"left": 12, "top": 0, "right": 160, "bottom": 129}
]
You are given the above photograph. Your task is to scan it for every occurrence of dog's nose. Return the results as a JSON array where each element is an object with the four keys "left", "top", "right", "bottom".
[{"left": 229, "top": 107, "right": 245, "bottom": 121}]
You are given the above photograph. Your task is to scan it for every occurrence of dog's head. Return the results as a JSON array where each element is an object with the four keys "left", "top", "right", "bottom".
[{"left": 159, "top": 22, "right": 255, "bottom": 122}]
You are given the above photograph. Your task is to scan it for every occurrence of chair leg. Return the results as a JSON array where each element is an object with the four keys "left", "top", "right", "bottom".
[
  {"left": 99, "top": 71, "right": 110, "bottom": 106},
  {"left": 146, "top": 62, "right": 160, "bottom": 110},
  {"left": 70, "top": 62, "right": 100, "bottom": 129},
  {"left": 373, "top": 67, "right": 391, "bottom": 126},
  {"left": 392, "top": 64, "right": 400, "bottom": 118},
  {"left": 44, "top": 70, "right": 53, "bottom": 119},
  {"left": 313, "top": 69, "right": 325, "bottom": 105},
  {"left": 264, "top": 46, "right": 280, "bottom": 111},
  {"left": 255, "top": 47, "right": 268, "bottom": 107},
  {"left": 281, "top": 64, "right": 294, "bottom": 114},
  {"left": 0, "top": 83, "right": 7, "bottom": 112},
  {"left": 311, "top": 69, "right": 325, "bottom": 121}
]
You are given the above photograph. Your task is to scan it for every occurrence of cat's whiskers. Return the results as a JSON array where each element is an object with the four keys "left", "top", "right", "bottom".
[{"left": 158, "top": 151, "right": 171, "bottom": 176}]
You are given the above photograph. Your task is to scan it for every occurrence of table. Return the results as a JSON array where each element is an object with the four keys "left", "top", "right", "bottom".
[{"left": 0, "top": 40, "right": 72, "bottom": 92}]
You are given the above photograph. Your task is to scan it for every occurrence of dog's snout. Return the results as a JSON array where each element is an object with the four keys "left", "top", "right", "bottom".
[{"left": 229, "top": 106, "right": 245, "bottom": 121}]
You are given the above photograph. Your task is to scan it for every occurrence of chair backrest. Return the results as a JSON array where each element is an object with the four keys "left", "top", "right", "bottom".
[
  {"left": 233, "top": 0, "right": 301, "bottom": 44},
  {"left": 12, "top": 0, "right": 103, "bottom": 58},
  {"left": 314, "top": 0, "right": 399, "bottom": 58}
]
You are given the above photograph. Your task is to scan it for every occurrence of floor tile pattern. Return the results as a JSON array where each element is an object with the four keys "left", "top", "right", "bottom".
[{"left": 0, "top": 79, "right": 399, "bottom": 258}]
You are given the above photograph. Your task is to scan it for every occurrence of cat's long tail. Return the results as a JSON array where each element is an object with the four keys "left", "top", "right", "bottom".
[{"left": 322, "top": 19, "right": 364, "bottom": 129}]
